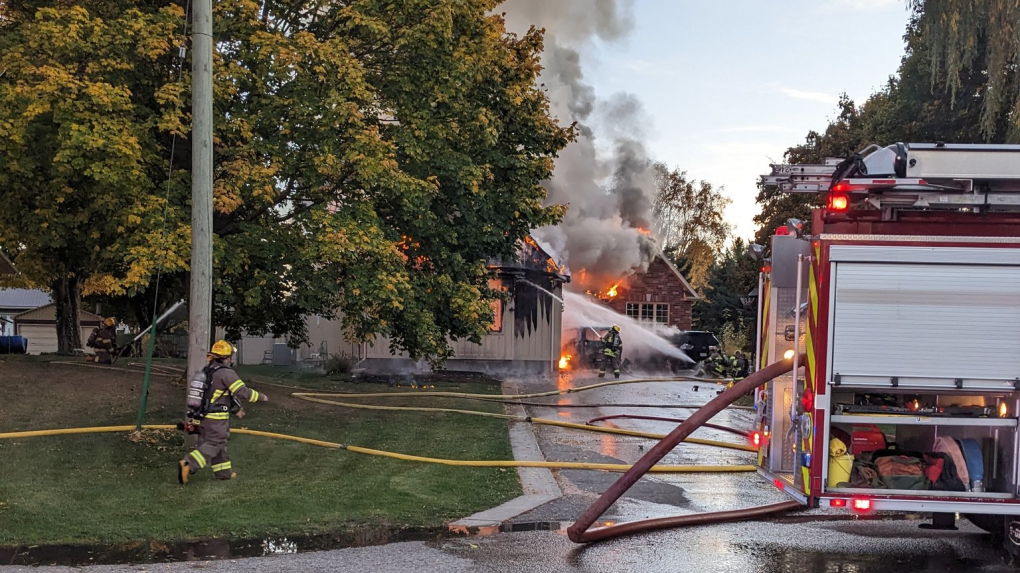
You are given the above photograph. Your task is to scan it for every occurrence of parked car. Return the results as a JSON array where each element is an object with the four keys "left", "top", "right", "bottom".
[
  {"left": 661, "top": 330, "right": 720, "bottom": 371},
  {"left": 568, "top": 325, "right": 612, "bottom": 370}
]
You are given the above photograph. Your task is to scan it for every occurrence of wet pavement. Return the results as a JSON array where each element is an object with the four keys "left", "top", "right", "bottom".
[
  {"left": 510, "top": 369, "right": 783, "bottom": 525},
  {"left": 6, "top": 519, "right": 1011, "bottom": 572},
  {"left": 4, "top": 371, "right": 1017, "bottom": 571}
]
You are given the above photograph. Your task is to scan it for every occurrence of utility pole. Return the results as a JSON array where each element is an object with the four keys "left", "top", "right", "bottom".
[{"left": 187, "top": 0, "right": 214, "bottom": 383}]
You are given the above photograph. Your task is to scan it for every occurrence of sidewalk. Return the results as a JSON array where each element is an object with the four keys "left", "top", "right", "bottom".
[{"left": 449, "top": 378, "right": 563, "bottom": 531}]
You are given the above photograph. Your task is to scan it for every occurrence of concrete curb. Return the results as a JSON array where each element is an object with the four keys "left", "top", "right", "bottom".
[{"left": 449, "top": 379, "right": 562, "bottom": 530}]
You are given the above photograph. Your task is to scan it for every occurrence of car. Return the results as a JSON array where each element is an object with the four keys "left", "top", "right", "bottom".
[
  {"left": 662, "top": 330, "right": 720, "bottom": 370},
  {"left": 569, "top": 325, "right": 612, "bottom": 370}
]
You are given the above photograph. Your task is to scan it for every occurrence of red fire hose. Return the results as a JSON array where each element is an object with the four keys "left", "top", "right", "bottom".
[{"left": 566, "top": 356, "right": 802, "bottom": 543}]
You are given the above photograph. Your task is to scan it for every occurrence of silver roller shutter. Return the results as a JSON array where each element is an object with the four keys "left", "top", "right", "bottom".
[{"left": 831, "top": 261, "right": 1020, "bottom": 386}]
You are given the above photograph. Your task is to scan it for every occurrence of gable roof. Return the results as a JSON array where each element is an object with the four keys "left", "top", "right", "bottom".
[
  {"left": 655, "top": 254, "right": 702, "bottom": 300},
  {"left": 14, "top": 302, "right": 103, "bottom": 323},
  {"left": 0, "top": 288, "right": 52, "bottom": 311}
]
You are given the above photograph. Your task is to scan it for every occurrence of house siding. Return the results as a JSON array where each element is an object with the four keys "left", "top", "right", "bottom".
[{"left": 605, "top": 257, "right": 694, "bottom": 330}]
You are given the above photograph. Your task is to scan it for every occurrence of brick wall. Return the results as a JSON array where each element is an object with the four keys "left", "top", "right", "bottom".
[{"left": 604, "top": 257, "right": 694, "bottom": 330}]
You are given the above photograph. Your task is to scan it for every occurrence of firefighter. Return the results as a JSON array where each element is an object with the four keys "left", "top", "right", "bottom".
[
  {"left": 87, "top": 317, "right": 118, "bottom": 364},
  {"left": 733, "top": 350, "right": 749, "bottom": 380},
  {"left": 178, "top": 340, "right": 268, "bottom": 484},
  {"left": 598, "top": 325, "right": 623, "bottom": 379},
  {"left": 707, "top": 347, "right": 729, "bottom": 378}
]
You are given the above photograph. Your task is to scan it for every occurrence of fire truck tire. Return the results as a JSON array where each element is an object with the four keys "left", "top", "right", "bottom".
[{"left": 964, "top": 513, "right": 1005, "bottom": 535}]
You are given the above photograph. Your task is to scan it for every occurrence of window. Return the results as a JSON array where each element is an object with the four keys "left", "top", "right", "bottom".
[{"left": 626, "top": 303, "right": 669, "bottom": 329}]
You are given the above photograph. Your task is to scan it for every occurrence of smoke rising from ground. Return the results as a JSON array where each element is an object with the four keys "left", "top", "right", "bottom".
[{"left": 501, "top": 0, "right": 660, "bottom": 290}]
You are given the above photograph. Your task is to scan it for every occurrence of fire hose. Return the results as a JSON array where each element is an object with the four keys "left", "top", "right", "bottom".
[
  {"left": 566, "top": 356, "right": 803, "bottom": 543},
  {"left": 0, "top": 425, "right": 754, "bottom": 473}
]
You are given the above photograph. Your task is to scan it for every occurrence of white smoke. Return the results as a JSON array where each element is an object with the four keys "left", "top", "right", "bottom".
[{"left": 501, "top": 0, "right": 660, "bottom": 290}]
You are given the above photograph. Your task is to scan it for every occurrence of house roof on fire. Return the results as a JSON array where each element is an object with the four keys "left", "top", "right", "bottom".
[
  {"left": 656, "top": 253, "right": 702, "bottom": 300},
  {"left": 492, "top": 236, "right": 570, "bottom": 283}
]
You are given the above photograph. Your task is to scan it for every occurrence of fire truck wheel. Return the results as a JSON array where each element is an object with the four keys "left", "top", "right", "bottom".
[{"left": 964, "top": 513, "right": 1005, "bottom": 535}]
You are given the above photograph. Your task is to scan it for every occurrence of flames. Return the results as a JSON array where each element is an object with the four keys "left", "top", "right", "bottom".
[
  {"left": 524, "top": 236, "right": 566, "bottom": 275},
  {"left": 558, "top": 354, "right": 572, "bottom": 370},
  {"left": 584, "top": 281, "right": 622, "bottom": 301}
]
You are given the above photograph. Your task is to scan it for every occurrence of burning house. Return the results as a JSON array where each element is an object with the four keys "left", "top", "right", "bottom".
[
  {"left": 236, "top": 237, "right": 569, "bottom": 374},
  {"left": 591, "top": 253, "right": 700, "bottom": 332}
]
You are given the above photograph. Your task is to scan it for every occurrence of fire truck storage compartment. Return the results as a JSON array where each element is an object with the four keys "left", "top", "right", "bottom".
[
  {"left": 825, "top": 388, "right": 1019, "bottom": 498},
  {"left": 823, "top": 243, "right": 1020, "bottom": 499}
]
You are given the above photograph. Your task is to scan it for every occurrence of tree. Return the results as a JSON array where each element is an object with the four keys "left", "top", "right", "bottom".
[
  {"left": 692, "top": 238, "right": 758, "bottom": 351},
  {"left": 651, "top": 163, "right": 730, "bottom": 290},
  {"left": 908, "top": 0, "right": 1020, "bottom": 140},
  {"left": 0, "top": 0, "right": 570, "bottom": 361},
  {"left": 0, "top": 3, "right": 184, "bottom": 353}
]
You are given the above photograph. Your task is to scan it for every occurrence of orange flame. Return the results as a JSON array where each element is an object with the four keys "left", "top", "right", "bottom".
[
  {"left": 558, "top": 354, "right": 572, "bottom": 370},
  {"left": 606, "top": 283, "right": 619, "bottom": 298},
  {"left": 636, "top": 227, "right": 651, "bottom": 236}
]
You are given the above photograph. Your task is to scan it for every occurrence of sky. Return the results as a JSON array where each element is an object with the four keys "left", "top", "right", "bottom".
[{"left": 577, "top": 0, "right": 912, "bottom": 241}]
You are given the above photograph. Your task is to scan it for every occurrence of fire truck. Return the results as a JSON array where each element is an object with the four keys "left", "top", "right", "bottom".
[{"left": 755, "top": 143, "right": 1020, "bottom": 550}]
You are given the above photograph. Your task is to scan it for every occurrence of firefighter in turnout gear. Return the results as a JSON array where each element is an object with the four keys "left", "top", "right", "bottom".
[
  {"left": 707, "top": 347, "right": 730, "bottom": 378},
  {"left": 598, "top": 325, "right": 623, "bottom": 379},
  {"left": 87, "top": 318, "right": 118, "bottom": 364},
  {"left": 178, "top": 340, "right": 268, "bottom": 484}
]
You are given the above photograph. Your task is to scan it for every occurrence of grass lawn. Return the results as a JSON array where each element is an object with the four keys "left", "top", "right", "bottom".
[{"left": 0, "top": 356, "right": 521, "bottom": 545}]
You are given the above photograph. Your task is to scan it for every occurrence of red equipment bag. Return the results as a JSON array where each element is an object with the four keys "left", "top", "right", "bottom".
[{"left": 851, "top": 424, "right": 887, "bottom": 456}]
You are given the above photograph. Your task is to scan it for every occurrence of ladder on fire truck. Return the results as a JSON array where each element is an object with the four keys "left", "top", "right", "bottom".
[{"left": 762, "top": 142, "right": 1020, "bottom": 216}]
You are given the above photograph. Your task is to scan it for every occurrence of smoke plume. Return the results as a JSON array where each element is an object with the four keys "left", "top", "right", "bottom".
[{"left": 502, "top": 0, "right": 659, "bottom": 290}]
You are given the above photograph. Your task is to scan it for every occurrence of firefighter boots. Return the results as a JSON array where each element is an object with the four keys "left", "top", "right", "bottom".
[{"left": 178, "top": 460, "right": 190, "bottom": 484}]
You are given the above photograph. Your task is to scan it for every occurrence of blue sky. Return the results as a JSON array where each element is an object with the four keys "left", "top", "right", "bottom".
[{"left": 581, "top": 0, "right": 912, "bottom": 240}]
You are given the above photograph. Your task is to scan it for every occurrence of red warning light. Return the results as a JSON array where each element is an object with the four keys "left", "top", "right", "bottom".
[
  {"left": 852, "top": 498, "right": 872, "bottom": 511},
  {"left": 774, "top": 226, "right": 791, "bottom": 236},
  {"left": 751, "top": 431, "right": 762, "bottom": 447},
  {"left": 828, "top": 193, "right": 849, "bottom": 212},
  {"left": 773, "top": 479, "right": 785, "bottom": 491},
  {"left": 830, "top": 499, "right": 847, "bottom": 508}
]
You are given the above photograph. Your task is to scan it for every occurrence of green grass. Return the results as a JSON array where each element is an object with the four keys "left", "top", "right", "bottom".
[{"left": 0, "top": 356, "right": 521, "bottom": 545}]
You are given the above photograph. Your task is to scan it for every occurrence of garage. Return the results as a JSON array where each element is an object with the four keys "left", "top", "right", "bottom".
[{"left": 14, "top": 303, "right": 103, "bottom": 355}]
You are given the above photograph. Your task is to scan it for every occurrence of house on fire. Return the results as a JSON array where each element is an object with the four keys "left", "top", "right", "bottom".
[
  {"left": 234, "top": 237, "right": 569, "bottom": 374},
  {"left": 599, "top": 254, "right": 701, "bottom": 331}
]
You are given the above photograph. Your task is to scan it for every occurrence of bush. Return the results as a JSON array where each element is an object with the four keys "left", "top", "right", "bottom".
[
  {"left": 324, "top": 352, "right": 357, "bottom": 375},
  {"left": 719, "top": 321, "right": 750, "bottom": 356}
]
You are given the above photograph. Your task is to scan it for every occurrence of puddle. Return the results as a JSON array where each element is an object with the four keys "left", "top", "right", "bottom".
[{"left": 0, "top": 526, "right": 449, "bottom": 567}]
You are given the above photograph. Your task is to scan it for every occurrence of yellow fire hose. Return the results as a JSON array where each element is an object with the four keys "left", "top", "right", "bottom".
[
  {"left": 292, "top": 393, "right": 755, "bottom": 453},
  {"left": 0, "top": 425, "right": 756, "bottom": 473}
]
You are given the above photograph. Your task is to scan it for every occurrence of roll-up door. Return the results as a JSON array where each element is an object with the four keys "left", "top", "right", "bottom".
[{"left": 831, "top": 261, "right": 1020, "bottom": 384}]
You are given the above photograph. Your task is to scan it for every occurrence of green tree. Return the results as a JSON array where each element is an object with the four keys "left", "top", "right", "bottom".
[
  {"left": 0, "top": 3, "right": 184, "bottom": 353},
  {"left": 0, "top": 0, "right": 570, "bottom": 361},
  {"left": 652, "top": 162, "right": 730, "bottom": 290},
  {"left": 693, "top": 238, "right": 758, "bottom": 351},
  {"left": 908, "top": 0, "right": 1020, "bottom": 140}
]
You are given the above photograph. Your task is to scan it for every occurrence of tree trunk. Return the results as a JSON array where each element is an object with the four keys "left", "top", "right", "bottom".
[{"left": 52, "top": 276, "right": 82, "bottom": 355}]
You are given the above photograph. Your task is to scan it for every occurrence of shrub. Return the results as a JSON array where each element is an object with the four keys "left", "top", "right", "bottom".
[{"left": 324, "top": 352, "right": 357, "bottom": 375}]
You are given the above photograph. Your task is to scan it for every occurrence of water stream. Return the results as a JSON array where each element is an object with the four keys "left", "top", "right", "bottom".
[{"left": 560, "top": 291, "right": 690, "bottom": 363}]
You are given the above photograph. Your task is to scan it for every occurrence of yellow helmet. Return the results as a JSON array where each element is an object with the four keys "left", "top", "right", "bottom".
[
  {"left": 104, "top": 317, "right": 115, "bottom": 327},
  {"left": 611, "top": 324, "right": 620, "bottom": 332},
  {"left": 209, "top": 340, "right": 234, "bottom": 358}
]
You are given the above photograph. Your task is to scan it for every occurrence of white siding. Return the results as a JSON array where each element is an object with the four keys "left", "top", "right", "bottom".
[{"left": 831, "top": 261, "right": 1020, "bottom": 381}]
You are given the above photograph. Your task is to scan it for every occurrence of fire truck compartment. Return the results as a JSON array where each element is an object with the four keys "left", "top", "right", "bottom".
[
  {"left": 823, "top": 388, "right": 1019, "bottom": 501},
  {"left": 819, "top": 244, "right": 1020, "bottom": 511}
]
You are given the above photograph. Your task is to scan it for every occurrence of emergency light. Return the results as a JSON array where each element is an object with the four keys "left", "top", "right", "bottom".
[
  {"left": 828, "top": 192, "right": 849, "bottom": 212},
  {"left": 852, "top": 498, "right": 872, "bottom": 511}
]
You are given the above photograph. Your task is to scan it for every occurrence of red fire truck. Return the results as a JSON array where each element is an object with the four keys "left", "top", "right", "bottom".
[{"left": 755, "top": 143, "right": 1020, "bottom": 549}]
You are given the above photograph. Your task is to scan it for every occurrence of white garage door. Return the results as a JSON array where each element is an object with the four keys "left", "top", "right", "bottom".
[
  {"left": 831, "top": 259, "right": 1020, "bottom": 386},
  {"left": 16, "top": 325, "right": 97, "bottom": 354},
  {"left": 18, "top": 324, "right": 57, "bottom": 355}
]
